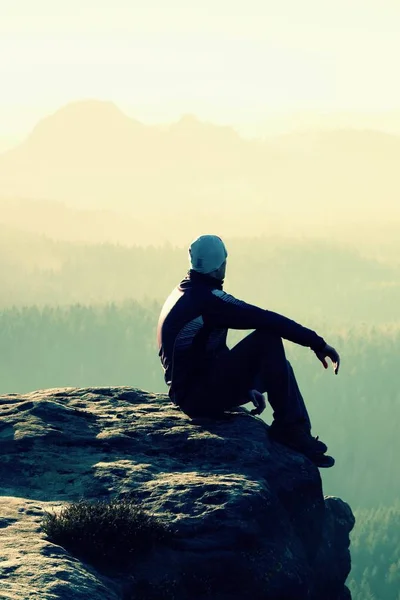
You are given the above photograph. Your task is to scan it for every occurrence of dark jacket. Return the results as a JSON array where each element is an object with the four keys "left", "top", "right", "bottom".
[{"left": 157, "top": 270, "right": 326, "bottom": 404}]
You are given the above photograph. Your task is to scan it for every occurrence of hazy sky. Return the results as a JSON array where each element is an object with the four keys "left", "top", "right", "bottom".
[{"left": 1, "top": 0, "right": 400, "bottom": 138}]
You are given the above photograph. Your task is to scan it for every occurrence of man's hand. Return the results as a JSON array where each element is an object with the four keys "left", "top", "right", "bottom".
[
  {"left": 315, "top": 343, "right": 340, "bottom": 374},
  {"left": 249, "top": 389, "right": 266, "bottom": 415}
]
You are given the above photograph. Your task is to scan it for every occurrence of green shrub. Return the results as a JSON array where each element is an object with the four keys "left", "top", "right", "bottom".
[{"left": 42, "top": 498, "right": 172, "bottom": 571}]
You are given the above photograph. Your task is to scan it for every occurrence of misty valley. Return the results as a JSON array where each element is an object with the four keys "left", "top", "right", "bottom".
[{"left": 1, "top": 229, "right": 399, "bottom": 599}]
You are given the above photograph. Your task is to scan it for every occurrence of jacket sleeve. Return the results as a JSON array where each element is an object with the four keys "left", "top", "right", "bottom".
[{"left": 204, "top": 289, "right": 326, "bottom": 352}]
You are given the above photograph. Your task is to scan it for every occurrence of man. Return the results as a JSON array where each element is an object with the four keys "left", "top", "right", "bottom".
[{"left": 157, "top": 234, "right": 340, "bottom": 468}]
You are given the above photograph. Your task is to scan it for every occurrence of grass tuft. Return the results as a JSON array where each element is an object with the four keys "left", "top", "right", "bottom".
[{"left": 42, "top": 498, "right": 172, "bottom": 572}]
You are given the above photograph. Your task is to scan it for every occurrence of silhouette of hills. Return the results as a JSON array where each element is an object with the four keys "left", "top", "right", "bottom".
[
  {"left": 2, "top": 101, "right": 156, "bottom": 171},
  {"left": 1, "top": 101, "right": 245, "bottom": 172},
  {"left": 0, "top": 100, "right": 399, "bottom": 225},
  {"left": 0, "top": 101, "right": 253, "bottom": 211}
]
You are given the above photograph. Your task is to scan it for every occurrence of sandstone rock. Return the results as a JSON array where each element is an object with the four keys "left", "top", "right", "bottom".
[{"left": 0, "top": 387, "right": 355, "bottom": 599}]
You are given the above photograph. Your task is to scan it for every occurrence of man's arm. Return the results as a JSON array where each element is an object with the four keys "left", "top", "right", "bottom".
[{"left": 205, "top": 289, "right": 326, "bottom": 351}]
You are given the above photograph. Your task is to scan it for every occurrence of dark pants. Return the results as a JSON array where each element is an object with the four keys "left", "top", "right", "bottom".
[{"left": 180, "top": 329, "right": 311, "bottom": 428}]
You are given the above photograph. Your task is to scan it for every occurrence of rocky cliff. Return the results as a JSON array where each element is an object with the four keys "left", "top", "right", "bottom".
[{"left": 0, "top": 387, "right": 354, "bottom": 599}]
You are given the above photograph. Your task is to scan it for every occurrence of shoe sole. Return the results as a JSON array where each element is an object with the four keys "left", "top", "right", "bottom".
[
  {"left": 268, "top": 433, "right": 334, "bottom": 467},
  {"left": 269, "top": 435, "right": 328, "bottom": 456},
  {"left": 309, "top": 455, "right": 335, "bottom": 468}
]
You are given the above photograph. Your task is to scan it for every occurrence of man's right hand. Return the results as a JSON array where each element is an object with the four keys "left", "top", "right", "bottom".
[
  {"left": 249, "top": 389, "right": 266, "bottom": 415},
  {"left": 315, "top": 343, "right": 340, "bottom": 374}
]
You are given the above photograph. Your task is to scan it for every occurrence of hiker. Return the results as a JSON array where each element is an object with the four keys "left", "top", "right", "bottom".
[{"left": 157, "top": 234, "right": 340, "bottom": 468}]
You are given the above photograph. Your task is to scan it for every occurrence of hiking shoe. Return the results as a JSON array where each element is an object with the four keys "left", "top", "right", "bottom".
[
  {"left": 268, "top": 421, "right": 328, "bottom": 455},
  {"left": 309, "top": 453, "right": 335, "bottom": 468}
]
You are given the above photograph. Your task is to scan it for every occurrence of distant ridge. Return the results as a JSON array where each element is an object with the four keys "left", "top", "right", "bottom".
[
  {"left": 0, "top": 100, "right": 399, "bottom": 225},
  {"left": 5, "top": 100, "right": 152, "bottom": 170},
  {"left": 7, "top": 100, "right": 242, "bottom": 166}
]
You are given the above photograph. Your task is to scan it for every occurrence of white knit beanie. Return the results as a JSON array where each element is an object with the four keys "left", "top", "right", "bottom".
[{"left": 188, "top": 234, "right": 228, "bottom": 274}]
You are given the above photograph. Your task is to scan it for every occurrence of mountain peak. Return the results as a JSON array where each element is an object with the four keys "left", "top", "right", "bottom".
[
  {"left": 26, "top": 100, "right": 142, "bottom": 148},
  {"left": 41, "top": 99, "right": 137, "bottom": 125}
]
